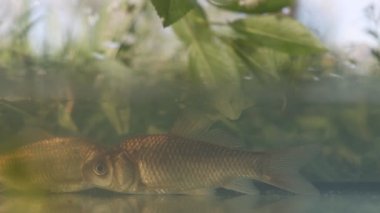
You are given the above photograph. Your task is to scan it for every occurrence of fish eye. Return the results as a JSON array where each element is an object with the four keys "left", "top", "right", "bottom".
[{"left": 93, "top": 161, "right": 107, "bottom": 176}]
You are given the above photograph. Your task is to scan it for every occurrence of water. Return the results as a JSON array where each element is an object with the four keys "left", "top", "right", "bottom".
[
  {"left": 2, "top": 58, "right": 380, "bottom": 211},
  {"left": 1, "top": 191, "right": 380, "bottom": 213},
  {"left": 1, "top": 0, "right": 380, "bottom": 212}
]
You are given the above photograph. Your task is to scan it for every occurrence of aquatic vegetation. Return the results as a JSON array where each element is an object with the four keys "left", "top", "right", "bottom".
[{"left": 0, "top": 0, "right": 379, "bottom": 187}]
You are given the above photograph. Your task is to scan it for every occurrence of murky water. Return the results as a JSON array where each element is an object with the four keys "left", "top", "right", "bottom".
[
  {"left": 2, "top": 78, "right": 380, "bottom": 212},
  {"left": 1, "top": 0, "right": 380, "bottom": 212}
]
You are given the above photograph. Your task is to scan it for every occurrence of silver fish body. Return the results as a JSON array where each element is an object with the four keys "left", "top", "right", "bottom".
[
  {"left": 0, "top": 137, "right": 105, "bottom": 192},
  {"left": 84, "top": 134, "right": 318, "bottom": 195}
]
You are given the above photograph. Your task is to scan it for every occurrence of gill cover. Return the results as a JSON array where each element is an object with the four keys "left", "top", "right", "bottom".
[{"left": 109, "top": 151, "right": 137, "bottom": 192}]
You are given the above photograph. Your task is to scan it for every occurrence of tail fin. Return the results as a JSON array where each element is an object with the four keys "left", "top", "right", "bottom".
[{"left": 259, "top": 144, "right": 320, "bottom": 195}]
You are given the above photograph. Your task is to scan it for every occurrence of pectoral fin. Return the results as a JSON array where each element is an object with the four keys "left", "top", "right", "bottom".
[
  {"left": 223, "top": 178, "right": 259, "bottom": 195},
  {"left": 183, "top": 188, "right": 218, "bottom": 195}
]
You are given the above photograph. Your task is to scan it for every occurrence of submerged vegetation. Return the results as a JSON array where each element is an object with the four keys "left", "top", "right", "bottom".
[{"left": 0, "top": 0, "right": 380, "bottom": 183}]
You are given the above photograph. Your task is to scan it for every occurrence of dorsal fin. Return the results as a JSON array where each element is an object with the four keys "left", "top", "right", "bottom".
[
  {"left": 170, "top": 111, "right": 244, "bottom": 148},
  {"left": 191, "top": 129, "right": 245, "bottom": 148},
  {"left": 170, "top": 111, "right": 218, "bottom": 137},
  {"left": 15, "top": 127, "right": 53, "bottom": 143}
]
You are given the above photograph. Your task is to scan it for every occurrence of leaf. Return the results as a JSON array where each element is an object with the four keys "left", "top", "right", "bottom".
[
  {"left": 187, "top": 36, "right": 247, "bottom": 119},
  {"left": 150, "top": 0, "right": 196, "bottom": 27},
  {"left": 208, "top": 0, "right": 294, "bottom": 13},
  {"left": 241, "top": 47, "right": 289, "bottom": 80},
  {"left": 173, "top": 10, "right": 252, "bottom": 119},
  {"left": 247, "top": 0, "right": 293, "bottom": 13},
  {"left": 230, "top": 15, "right": 326, "bottom": 55},
  {"left": 172, "top": 8, "right": 211, "bottom": 44}
]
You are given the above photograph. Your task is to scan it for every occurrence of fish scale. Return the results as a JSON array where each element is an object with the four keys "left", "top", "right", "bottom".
[
  {"left": 85, "top": 134, "right": 319, "bottom": 195},
  {"left": 120, "top": 135, "right": 263, "bottom": 193}
]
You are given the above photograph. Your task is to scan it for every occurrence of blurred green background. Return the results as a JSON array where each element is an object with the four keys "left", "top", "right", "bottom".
[{"left": 1, "top": 0, "right": 380, "bottom": 183}]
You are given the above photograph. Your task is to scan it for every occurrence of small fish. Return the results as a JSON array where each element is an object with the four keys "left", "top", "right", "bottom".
[
  {"left": 84, "top": 134, "right": 319, "bottom": 195},
  {"left": 0, "top": 137, "right": 105, "bottom": 192}
]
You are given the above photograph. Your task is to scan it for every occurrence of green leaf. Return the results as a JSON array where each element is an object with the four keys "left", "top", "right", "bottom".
[
  {"left": 172, "top": 8, "right": 211, "bottom": 44},
  {"left": 230, "top": 15, "right": 326, "bottom": 55},
  {"left": 233, "top": 40, "right": 320, "bottom": 81},
  {"left": 173, "top": 10, "right": 251, "bottom": 119},
  {"left": 188, "top": 40, "right": 250, "bottom": 119},
  {"left": 239, "top": 47, "right": 289, "bottom": 80},
  {"left": 150, "top": 0, "right": 196, "bottom": 27},
  {"left": 208, "top": 0, "right": 293, "bottom": 14}
]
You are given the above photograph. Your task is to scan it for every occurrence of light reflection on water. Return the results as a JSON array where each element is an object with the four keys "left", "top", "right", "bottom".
[{"left": 0, "top": 193, "right": 319, "bottom": 213}]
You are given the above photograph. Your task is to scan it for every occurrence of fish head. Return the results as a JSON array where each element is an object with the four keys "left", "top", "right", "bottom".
[{"left": 83, "top": 150, "right": 136, "bottom": 192}]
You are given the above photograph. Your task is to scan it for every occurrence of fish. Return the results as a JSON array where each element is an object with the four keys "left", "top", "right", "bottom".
[
  {"left": 83, "top": 134, "right": 319, "bottom": 195},
  {"left": 0, "top": 137, "right": 106, "bottom": 192}
]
